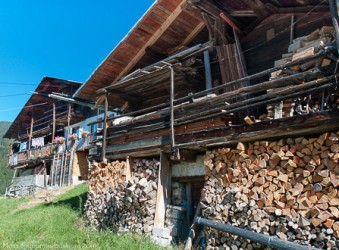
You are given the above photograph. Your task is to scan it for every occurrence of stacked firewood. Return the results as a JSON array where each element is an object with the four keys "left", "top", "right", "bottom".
[
  {"left": 88, "top": 161, "right": 127, "bottom": 194},
  {"left": 267, "top": 26, "right": 337, "bottom": 119},
  {"left": 84, "top": 159, "right": 159, "bottom": 234},
  {"left": 202, "top": 131, "right": 339, "bottom": 249}
]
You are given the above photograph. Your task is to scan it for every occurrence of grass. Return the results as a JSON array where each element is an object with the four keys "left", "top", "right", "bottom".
[{"left": 0, "top": 184, "right": 166, "bottom": 250}]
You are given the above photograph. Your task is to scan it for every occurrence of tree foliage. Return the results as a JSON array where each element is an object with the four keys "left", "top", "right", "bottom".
[{"left": 0, "top": 122, "right": 13, "bottom": 194}]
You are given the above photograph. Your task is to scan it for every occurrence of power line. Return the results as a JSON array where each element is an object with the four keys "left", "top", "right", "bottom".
[
  {"left": 0, "top": 93, "right": 30, "bottom": 98},
  {"left": 0, "top": 81, "right": 36, "bottom": 86},
  {"left": 0, "top": 102, "right": 48, "bottom": 113}
]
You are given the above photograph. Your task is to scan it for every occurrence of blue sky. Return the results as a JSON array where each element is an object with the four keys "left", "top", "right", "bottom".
[{"left": 0, "top": 1, "right": 154, "bottom": 122}]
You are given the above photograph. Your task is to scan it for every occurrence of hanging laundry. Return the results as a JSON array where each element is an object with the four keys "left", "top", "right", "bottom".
[
  {"left": 77, "top": 128, "right": 83, "bottom": 139},
  {"left": 32, "top": 137, "right": 45, "bottom": 147},
  {"left": 19, "top": 141, "right": 27, "bottom": 152}
]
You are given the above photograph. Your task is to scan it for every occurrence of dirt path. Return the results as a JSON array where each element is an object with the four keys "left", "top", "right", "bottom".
[{"left": 17, "top": 185, "right": 77, "bottom": 210}]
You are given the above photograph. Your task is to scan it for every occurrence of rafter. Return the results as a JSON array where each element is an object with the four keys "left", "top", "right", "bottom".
[{"left": 111, "top": 0, "right": 187, "bottom": 85}]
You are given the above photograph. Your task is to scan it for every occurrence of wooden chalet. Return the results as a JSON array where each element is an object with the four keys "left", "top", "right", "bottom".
[
  {"left": 38, "top": 0, "right": 339, "bottom": 248},
  {"left": 4, "top": 77, "right": 95, "bottom": 197},
  {"left": 80, "top": 0, "right": 339, "bottom": 248},
  {"left": 76, "top": 0, "right": 339, "bottom": 248},
  {"left": 75, "top": 0, "right": 338, "bottom": 160}
]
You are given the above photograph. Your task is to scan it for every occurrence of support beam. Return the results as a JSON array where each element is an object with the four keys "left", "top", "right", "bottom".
[
  {"left": 28, "top": 116, "right": 34, "bottom": 152},
  {"left": 7, "top": 142, "right": 13, "bottom": 167},
  {"left": 102, "top": 94, "right": 108, "bottom": 163},
  {"left": 181, "top": 22, "right": 205, "bottom": 46},
  {"left": 190, "top": 0, "right": 242, "bottom": 29},
  {"left": 43, "top": 160, "right": 47, "bottom": 189},
  {"left": 220, "top": 13, "right": 240, "bottom": 33},
  {"left": 125, "top": 156, "right": 133, "bottom": 181},
  {"left": 329, "top": 0, "right": 339, "bottom": 20},
  {"left": 290, "top": 15, "right": 295, "bottom": 44},
  {"left": 52, "top": 103, "right": 56, "bottom": 142},
  {"left": 233, "top": 28, "right": 248, "bottom": 80},
  {"left": 329, "top": 0, "right": 339, "bottom": 55},
  {"left": 153, "top": 152, "right": 171, "bottom": 228},
  {"left": 67, "top": 103, "right": 71, "bottom": 130},
  {"left": 204, "top": 50, "right": 212, "bottom": 91},
  {"left": 169, "top": 66, "right": 175, "bottom": 151}
]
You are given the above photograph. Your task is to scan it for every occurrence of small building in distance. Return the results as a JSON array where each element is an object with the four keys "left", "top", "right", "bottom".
[{"left": 4, "top": 77, "right": 96, "bottom": 197}]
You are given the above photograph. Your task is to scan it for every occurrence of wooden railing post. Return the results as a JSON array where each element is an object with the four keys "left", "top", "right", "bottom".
[
  {"left": 52, "top": 103, "right": 56, "bottom": 142},
  {"left": 102, "top": 94, "right": 108, "bottom": 163},
  {"left": 28, "top": 116, "right": 34, "bottom": 159}
]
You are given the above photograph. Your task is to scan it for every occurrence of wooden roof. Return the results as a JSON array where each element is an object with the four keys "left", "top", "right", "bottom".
[
  {"left": 74, "top": 0, "right": 329, "bottom": 102},
  {"left": 4, "top": 77, "right": 81, "bottom": 139},
  {"left": 74, "top": 0, "right": 204, "bottom": 101}
]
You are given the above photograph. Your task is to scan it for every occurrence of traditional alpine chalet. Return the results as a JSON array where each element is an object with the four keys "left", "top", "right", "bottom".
[
  {"left": 4, "top": 0, "right": 339, "bottom": 248},
  {"left": 4, "top": 77, "right": 98, "bottom": 197},
  {"left": 80, "top": 0, "right": 339, "bottom": 248}
]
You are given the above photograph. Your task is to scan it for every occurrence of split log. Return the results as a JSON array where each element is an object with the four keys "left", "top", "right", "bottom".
[
  {"left": 201, "top": 131, "right": 339, "bottom": 249},
  {"left": 84, "top": 158, "right": 160, "bottom": 234}
]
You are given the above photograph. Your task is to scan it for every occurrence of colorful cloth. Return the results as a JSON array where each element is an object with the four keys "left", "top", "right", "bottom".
[
  {"left": 19, "top": 141, "right": 27, "bottom": 152},
  {"left": 32, "top": 137, "right": 44, "bottom": 147}
]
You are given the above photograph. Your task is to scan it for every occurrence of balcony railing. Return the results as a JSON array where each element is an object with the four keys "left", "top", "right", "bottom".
[
  {"left": 8, "top": 134, "right": 96, "bottom": 167},
  {"left": 65, "top": 134, "right": 93, "bottom": 151},
  {"left": 8, "top": 144, "right": 54, "bottom": 166}
]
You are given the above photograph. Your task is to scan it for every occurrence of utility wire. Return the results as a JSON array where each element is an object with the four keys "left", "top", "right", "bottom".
[
  {"left": 0, "top": 102, "right": 48, "bottom": 113},
  {"left": 0, "top": 81, "right": 36, "bottom": 86},
  {"left": 0, "top": 93, "right": 30, "bottom": 98}
]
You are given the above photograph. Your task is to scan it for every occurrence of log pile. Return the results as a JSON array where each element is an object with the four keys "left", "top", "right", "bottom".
[
  {"left": 201, "top": 131, "right": 339, "bottom": 249},
  {"left": 84, "top": 159, "right": 160, "bottom": 234},
  {"left": 88, "top": 161, "right": 127, "bottom": 194},
  {"left": 267, "top": 26, "right": 337, "bottom": 119}
]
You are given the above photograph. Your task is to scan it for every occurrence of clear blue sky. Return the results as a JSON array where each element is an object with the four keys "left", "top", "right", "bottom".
[{"left": 0, "top": 0, "right": 154, "bottom": 122}]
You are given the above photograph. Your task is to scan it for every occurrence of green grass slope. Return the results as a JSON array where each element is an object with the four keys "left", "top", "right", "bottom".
[
  {"left": 0, "top": 184, "right": 164, "bottom": 250},
  {"left": 0, "top": 121, "right": 13, "bottom": 194}
]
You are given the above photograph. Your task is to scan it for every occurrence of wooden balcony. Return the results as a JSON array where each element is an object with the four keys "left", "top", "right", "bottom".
[{"left": 8, "top": 144, "right": 54, "bottom": 167}]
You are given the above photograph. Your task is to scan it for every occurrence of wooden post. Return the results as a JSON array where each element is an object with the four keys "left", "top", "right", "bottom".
[
  {"left": 28, "top": 115, "right": 34, "bottom": 159},
  {"left": 274, "top": 101, "right": 283, "bottom": 119},
  {"left": 154, "top": 152, "right": 171, "bottom": 228},
  {"left": 52, "top": 103, "right": 56, "bottom": 142},
  {"left": 28, "top": 116, "right": 34, "bottom": 150},
  {"left": 330, "top": 0, "right": 339, "bottom": 20},
  {"left": 186, "top": 183, "right": 192, "bottom": 223},
  {"left": 125, "top": 156, "right": 133, "bottom": 181},
  {"left": 7, "top": 142, "right": 13, "bottom": 167},
  {"left": 170, "top": 66, "right": 175, "bottom": 150},
  {"left": 329, "top": 0, "right": 339, "bottom": 54},
  {"left": 290, "top": 15, "right": 295, "bottom": 44},
  {"left": 204, "top": 50, "right": 212, "bottom": 91},
  {"left": 43, "top": 160, "right": 47, "bottom": 189},
  {"left": 67, "top": 103, "right": 71, "bottom": 132},
  {"left": 233, "top": 28, "right": 248, "bottom": 80},
  {"left": 50, "top": 155, "right": 55, "bottom": 187},
  {"left": 102, "top": 94, "right": 108, "bottom": 163},
  {"left": 169, "top": 66, "right": 180, "bottom": 159},
  {"left": 68, "top": 151, "right": 74, "bottom": 186},
  {"left": 12, "top": 169, "right": 17, "bottom": 182},
  {"left": 59, "top": 153, "right": 64, "bottom": 186}
]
